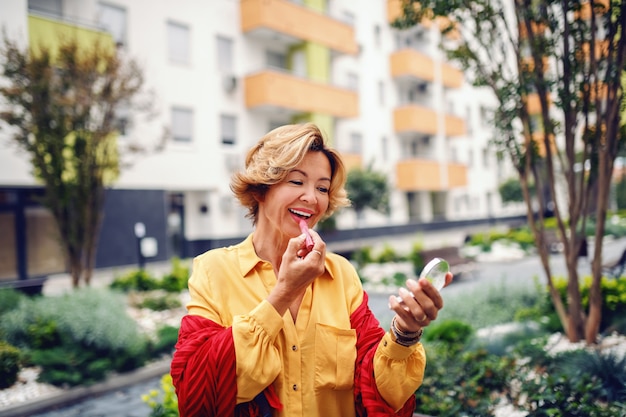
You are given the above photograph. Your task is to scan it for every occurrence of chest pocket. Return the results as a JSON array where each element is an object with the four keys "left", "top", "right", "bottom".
[{"left": 314, "top": 323, "right": 357, "bottom": 390}]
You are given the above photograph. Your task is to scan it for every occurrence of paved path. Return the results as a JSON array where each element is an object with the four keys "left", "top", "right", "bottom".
[{"left": 23, "top": 235, "right": 626, "bottom": 417}]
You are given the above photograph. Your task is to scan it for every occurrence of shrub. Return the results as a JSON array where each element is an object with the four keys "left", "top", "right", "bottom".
[
  {"left": 135, "top": 291, "right": 182, "bottom": 311},
  {"left": 143, "top": 373, "right": 179, "bottom": 417},
  {"left": 151, "top": 325, "right": 180, "bottom": 356},
  {"left": 110, "top": 269, "right": 160, "bottom": 292},
  {"left": 540, "top": 275, "right": 626, "bottom": 333},
  {"left": 0, "top": 288, "right": 25, "bottom": 317},
  {"left": 0, "top": 288, "right": 150, "bottom": 386},
  {"left": 0, "top": 341, "right": 21, "bottom": 389},
  {"left": 160, "top": 257, "right": 190, "bottom": 292}
]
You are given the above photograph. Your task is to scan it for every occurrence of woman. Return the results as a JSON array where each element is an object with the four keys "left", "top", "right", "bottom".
[{"left": 170, "top": 123, "right": 451, "bottom": 417}]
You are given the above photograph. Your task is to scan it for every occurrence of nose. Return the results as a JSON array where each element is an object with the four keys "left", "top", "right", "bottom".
[{"left": 300, "top": 185, "right": 317, "bottom": 204}]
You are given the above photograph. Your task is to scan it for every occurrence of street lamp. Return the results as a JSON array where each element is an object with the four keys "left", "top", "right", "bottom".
[{"left": 134, "top": 222, "right": 146, "bottom": 270}]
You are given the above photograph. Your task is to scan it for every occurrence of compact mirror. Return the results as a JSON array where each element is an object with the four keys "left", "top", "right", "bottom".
[
  {"left": 419, "top": 257, "right": 448, "bottom": 291},
  {"left": 395, "top": 257, "right": 448, "bottom": 306}
]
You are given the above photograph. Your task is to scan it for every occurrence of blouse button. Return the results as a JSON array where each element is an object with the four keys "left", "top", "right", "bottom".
[
  {"left": 292, "top": 345, "right": 297, "bottom": 351},
  {"left": 293, "top": 384, "right": 298, "bottom": 391},
  {"left": 383, "top": 340, "right": 388, "bottom": 347}
]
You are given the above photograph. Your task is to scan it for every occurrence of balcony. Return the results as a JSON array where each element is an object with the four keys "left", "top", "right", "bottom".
[
  {"left": 240, "top": 0, "right": 357, "bottom": 55},
  {"left": 444, "top": 114, "right": 466, "bottom": 137},
  {"left": 394, "top": 105, "right": 438, "bottom": 136},
  {"left": 28, "top": 13, "right": 115, "bottom": 57},
  {"left": 395, "top": 159, "right": 467, "bottom": 191},
  {"left": 441, "top": 62, "right": 463, "bottom": 88},
  {"left": 390, "top": 49, "right": 435, "bottom": 82},
  {"left": 244, "top": 70, "right": 358, "bottom": 118},
  {"left": 394, "top": 105, "right": 466, "bottom": 137},
  {"left": 525, "top": 93, "right": 553, "bottom": 115}
]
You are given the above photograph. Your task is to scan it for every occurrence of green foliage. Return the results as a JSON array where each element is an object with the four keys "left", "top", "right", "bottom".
[
  {"left": 345, "top": 164, "right": 389, "bottom": 217},
  {"left": 150, "top": 325, "right": 180, "bottom": 356},
  {"left": 351, "top": 246, "right": 374, "bottom": 269},
  {"left": 111, "top": 269, "right": 161, "bottom": 292},
  {"left": 407, "top": 242, "right": 425, "bottom": 276},
  {"left": 438, "top": 280, "right": 543, "bottom": 329},
  {"left": 499, "top": 177, "right": 534, "bottom": 203},
  {"left": 415, "top": 343, "right": 515, "bottom": 416},
  {"left": 375, "top": 244, "right": 405, "bottom": 263},
  {"left": 423, "top": 319, "right": 474, "bottom": 346},
  {"left": 0, "top": 341, "right": 21, "bottom": 389},
  {"left": 616, "top": 179, "right": 626, "bottom": 210},
  {"left": 143, "top": 374, "right": 179, "bottom": 417},
  {"left": 510, "top": 347, "right": 626, "bottom": 416},
  {"left": 540, "top": 276, "right": 626, "bottom": 333},
  {"left": 0, "top": 288, "right": 150, "bottom": 386},
  {"left": 159, "top": 257, "right": 190, "bottom": 292},
  {"left": 136, "top": 292, "right": 182, "bottom": 311},
  {"left": 0, "top": 288, "right": 25, "bottom": 317},
  {"left": 110, "top": 258, "right": 191, "bottom": 293}
]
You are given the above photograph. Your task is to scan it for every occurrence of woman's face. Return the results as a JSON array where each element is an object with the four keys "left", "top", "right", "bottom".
[{"left": 257, "top": 151, "right": 331, "bottom": 238}]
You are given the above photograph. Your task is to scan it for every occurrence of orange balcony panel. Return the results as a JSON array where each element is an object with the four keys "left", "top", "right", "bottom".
[
  {"left": 579, "top": 40, "right": 610, "bottom": 60},
  {"left": 525, "top": 93, "right": 552, "bottom": 114},
  {"left": 244, "top": 71, "right": 358, "bottom": 118},
  {"left": 393, "top": 105, "right": 438, "bottom": 135},
  {"left": 444, "top": 114, "right": 466, "bottom": 137},
  {"left": 396, "top": 159, "right": 442, "bottom": 191},
  {"left": 441, "top": 62, "right": 463, "bottom": 88},
  {"left": 447, "top": 163, "right": 467, "bottom": 187},
  {"left": 340, "top": 153, "right": 363, "bottom": 172},
  {"left": 241, "top": 0, "right": 357, "bottom": 55},
  {"left": 529, "top": 132, "right": 556, "bottom": 157},
  {"left": 519, "top": 21, "right": 547, "bottom": 38},
  {"left": 390, "top": 49, "right": 435, "bottom": 82}
]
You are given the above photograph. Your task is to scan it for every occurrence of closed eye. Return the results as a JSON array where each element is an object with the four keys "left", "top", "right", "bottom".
[{"left": 317, "top": 186, "right": 329, "bottom": 193}]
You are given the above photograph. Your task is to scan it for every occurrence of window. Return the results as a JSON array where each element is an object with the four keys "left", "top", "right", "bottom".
[
  {"left": 216, "top": 36, "right": 233, "bottom": 72},
  {"left": 347, "top": 72, "right": 359, "bottom": 90},
  {"left": 482, "top": 148, "right": 489, "bottom": 168},
  {"left": 349, "top": 132, "right": 362, "bottom": 154},
  {"left": 28, "top": 0, "right": 62, "bottom": 16},
  {"left": 381, "top": 136, "right": 388, "bottom": 161},
  {"left": 171, "top": 107, "right": 193, "bottom": 142},
  {"left": 98, "top": 3, "right": 127, "bottom": 46},
  {"left": 221, "top": 115, "right": 237, "bottom": 145},
  {"left": 374, "top": 25, "right": 381, "bottom": 47},
  {"left": 168, "top": 21, "right": 190, "bottom": 64},
  {"left": 378, "top": 80, "right": 385, "bottom": 106}
]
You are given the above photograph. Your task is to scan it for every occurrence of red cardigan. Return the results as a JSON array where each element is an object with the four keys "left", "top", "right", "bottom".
[{"left": 170, "top": 292, "right": 416, "bottom": 417}]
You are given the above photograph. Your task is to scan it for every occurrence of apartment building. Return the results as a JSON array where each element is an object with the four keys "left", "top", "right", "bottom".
[{"left": 0, "top": 0, "right": 523, "bottom": 282}]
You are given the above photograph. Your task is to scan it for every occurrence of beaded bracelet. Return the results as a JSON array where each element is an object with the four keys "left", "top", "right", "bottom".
[{"left": 391, "top": 316, "right": 423, "bottom": 346}]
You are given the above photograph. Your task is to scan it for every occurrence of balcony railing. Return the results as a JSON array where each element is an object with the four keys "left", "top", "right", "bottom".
[
  {"left": 244, "top": 70, "right": 358, "bottom": 118},
  {"left": 240, "top": 0, "right": 357, "bottom": 55}
]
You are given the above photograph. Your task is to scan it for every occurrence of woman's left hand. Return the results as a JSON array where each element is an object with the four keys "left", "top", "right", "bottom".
[{"left": 388, "top": 272, "right": 453, "bottom": 333}]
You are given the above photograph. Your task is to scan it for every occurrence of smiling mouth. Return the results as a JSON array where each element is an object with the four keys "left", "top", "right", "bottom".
[{"left": 289, "top": 209, "right": 312, "bottom": 219}]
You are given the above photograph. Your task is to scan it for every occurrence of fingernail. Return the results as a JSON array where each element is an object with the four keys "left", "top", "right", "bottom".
[
  {"left": 399, "top": 287, "right": 409, "bottom": 295},
  {"left": 407, "top": 279, "right": 417, "bottom": 286}
]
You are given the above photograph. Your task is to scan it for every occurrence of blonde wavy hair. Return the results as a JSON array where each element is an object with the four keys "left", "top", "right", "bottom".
[{"left": 230, "top": 123, "right": 351, "bottom": 225}]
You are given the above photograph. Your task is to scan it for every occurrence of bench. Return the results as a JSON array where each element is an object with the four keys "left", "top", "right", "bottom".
[
  {"left": 602, "top": 247, "right": 626, "bottom": 279},
  {"left": 419, "top": 246, "right": 476, "bottom": 277}
]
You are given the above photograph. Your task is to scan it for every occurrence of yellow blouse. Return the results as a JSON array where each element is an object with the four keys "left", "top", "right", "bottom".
[{"left": 186, "top": 234, "right": 426, "bottom": 417}]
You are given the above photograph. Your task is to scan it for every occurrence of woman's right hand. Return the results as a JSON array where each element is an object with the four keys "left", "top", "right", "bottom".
[{"left": 268, "top": 230, "right": 326, "bottom": 315}]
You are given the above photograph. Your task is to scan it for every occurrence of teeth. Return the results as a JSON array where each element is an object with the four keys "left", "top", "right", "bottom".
[{"left": 289, "top": 209, "right": 312, "bottom": 218}]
